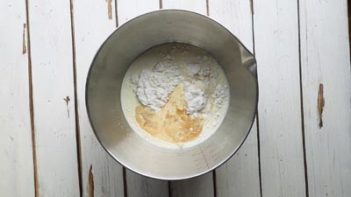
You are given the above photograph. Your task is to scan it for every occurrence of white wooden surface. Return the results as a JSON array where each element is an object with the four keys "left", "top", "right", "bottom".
[
  {"left": 72, "top": 0, "right": 124, "bottom": 196},
  {"left": 299, "top": 0, "right": 351, "bottom": 196},
  {"left": 1, "top": 0, "right": 351, "bottom": 197},
  {"left": 0, "top": 1, "right": 35, "bottom": 196},
  {"left": 125, "top": 170, "right": 169, "bottom": 197},
  {"left": 28, "top": 0, "right": 80, "bottom": 196},
  {"left": 254, "top": 0, "right": 307, "bottom": 196},
  {"left": 209, "top": 1, "right": 261, "bottom": 196}
]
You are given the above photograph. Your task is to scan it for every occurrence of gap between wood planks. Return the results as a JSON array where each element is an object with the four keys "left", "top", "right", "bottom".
[
  {"left": 159, "top": 0, "right": 163, "bottom": 9},
  {"left": 297, "top": 0, "right": 310, "bottom": 196},
  {"left": 115, "top": 0, "right": 119, "bottom": 27},
  {"left": 206, "top": 0, "right": 209, "bottom": 16},
  {"left": 249, "top": 0, "right": 262, "bottom": 196},
  {"left": 212, "top": 170, "right": 217, "bottom": 197},
  {"left": 69, "top": 0, "right": 83, "bottom": 196},
  {"left": 123, "top": 168, "right": 128, "bottom": 197},
  {"left": 168, "top": 180, "right": 172, "bottom": 196},
  {"left": 25, "top": 0, "right": 39, "bottom": 196},
  {"left": 206, "top": 2, "right": 217, "bottom": 196},
  {"left": 205, "top": 3, "right": 223, "bottom": 197},
  {"left": 113, "top": 1, "right": 129, "bottom": 197}
]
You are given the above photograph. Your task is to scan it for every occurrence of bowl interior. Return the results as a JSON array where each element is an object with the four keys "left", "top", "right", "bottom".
[{"left": 86, "top": 10, "right": 257, "bottom": 180}]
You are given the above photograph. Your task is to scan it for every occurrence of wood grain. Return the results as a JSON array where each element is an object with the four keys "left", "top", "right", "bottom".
[
  {"left": 169, "top": 173, "right": 214, "bottom": 197},
  {"left": 2, "top": 1, "right": 351, "bottom": 197},
  {"left": 28, "top": 0, "right": 81, "bottom": 196},
  {"left": 0, "top": 0, "right": 35, "bottom": 196},
  {"left": 254, "top": 0, "right": 307, "bottom": 196},
  {"left": 208, "top": 1, "right": 261, "bottom": 196},
  {"left": 71, "top": 0, "right": 124, "bottom": 196},
  {"left": 163, "top": 0, "right": 207, "bottom": 13},
  {"left": 299, "top": 0, "right": 351, "bottom": 196},
  {"left": 117, "top": 0, "right": 159, "bottom": 25},
  {"left": 126, "top": 170, "right": 169, "bottom": 197}
]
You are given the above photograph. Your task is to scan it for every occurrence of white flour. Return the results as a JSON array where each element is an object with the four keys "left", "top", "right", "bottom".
[
  {"left": 135, "top": 60, "right": 182, "bottom": 111},
  {"left": 134, "top": 45, "right": 228, "bottom": 117},
  {"left": 121, "top": 43, "right": 230, "bottom": 149}
]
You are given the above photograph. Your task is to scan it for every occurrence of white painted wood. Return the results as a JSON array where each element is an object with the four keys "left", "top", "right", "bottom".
[
  {"left": 117, "top": 0, "right": 160, "bottom": 26},
  {"left": 209, "top": 0, "right": 253, "bottom": 51},
  {"left": 253, "top": 0, "right": 306, "bottom": 196},
  {"left": 215, "top": 128, "right": 261, "bottom": 197},
  {"left": 161, "top": 1, "right": 214, "bottom": 196},
  {"left": 208, "top": 1, "right": 261, "bottom": 196},
  {"left": 299, "top": 0, "right": 351, "bottom": 196},
  {"left": 0, "top": 1, "right": 35, "bottom": 197},
  {"left": 162, "top": 0, "right": 207, "bottom": 13},
  {"left": 2, "top": 1, "right": 350, "bottom": 197},
  {"left": 72, "top": 0, "right": 125, "bottom": 196},
  {"left": 116, "top": 0, "right": 169, "bottom": 196},
  {"left": 28, "top": 0, "right": 80, "bottom": 196},
  {"left": 170, "top": 173, "right": 214, "bottom": 197},
  {"left": 126, "top": 170, "right": 169, "bottom": 197}
]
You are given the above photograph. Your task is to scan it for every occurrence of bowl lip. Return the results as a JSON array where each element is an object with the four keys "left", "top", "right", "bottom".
[{"left": 85, "top": 9, "right": 259, "bottom": 181}]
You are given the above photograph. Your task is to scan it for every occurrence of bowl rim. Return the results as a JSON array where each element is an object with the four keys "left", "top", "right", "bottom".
[{"left": 85, "top": 9, "right": 259, "bottom": 180}]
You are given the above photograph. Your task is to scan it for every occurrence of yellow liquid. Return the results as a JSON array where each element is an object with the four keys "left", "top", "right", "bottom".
[{"left": 135, "top": 84, "right": 203, "bottom": 143}]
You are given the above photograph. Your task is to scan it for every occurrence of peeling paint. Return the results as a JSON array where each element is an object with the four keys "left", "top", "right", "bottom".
[
  {"left": 106, "top": 0, "right": 112, "bottom": 20},
  {"left": 318, "top": 83, "right": 325, "bottom": 128},
  {"left": 22, "top": 23, "right": 27, "bottom": 54},
  {"left": 88, "top": 165, "right": 94, "bottom": 197}
]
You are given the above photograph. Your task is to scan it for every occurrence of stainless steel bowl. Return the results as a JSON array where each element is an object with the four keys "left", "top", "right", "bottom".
[{"left": 86, "top": 10, "right": 258, "bottom": 180}]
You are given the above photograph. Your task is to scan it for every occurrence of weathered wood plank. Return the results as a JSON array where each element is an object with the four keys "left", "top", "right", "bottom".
[
  {"left": 162, "top": 1, "right": 214, "bottom": 197},
  {"left": 117, "top": 0, "right": 160, "bottom": 25},
  {"left": 126, "top": 170, "right": 169, "bottom": 197},
  {"left": 208, "top": 1, "right": 261, "bottom": 196},
  {"left": 299, "top": 0, "right": 351, "bottom": 196},
  {"left": 170, "top": 173, "right": 214, "bottom": 197},
  {"left": 163, "top": 0, "right": 207, "bottom": 13},
  {"left": 0, "top": 1, "right": 35, "bottom": 196},
  {"left": 71, "top": 0, "right": 125, "bottom": 196},
  {"left": 116, "top": 0, "right": 169, "bottom": 196},
  {"left": 28, "top": 0, "right": 80, "bottom": 196},
  {"left": 253, "top": 0, "right": 307, "bottom": 196}
]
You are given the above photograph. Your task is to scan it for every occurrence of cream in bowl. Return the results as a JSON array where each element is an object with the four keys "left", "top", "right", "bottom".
[{"left": 121, "top": 43, "right": 230, "bottom": 149}]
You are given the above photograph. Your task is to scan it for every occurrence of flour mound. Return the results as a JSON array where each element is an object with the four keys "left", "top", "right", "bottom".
[
  {"left": 133, "top": 45, "right": 229, "bottom": 118},
  {"left": 136, "top": 61, "right": 182, "bottom": 111}
]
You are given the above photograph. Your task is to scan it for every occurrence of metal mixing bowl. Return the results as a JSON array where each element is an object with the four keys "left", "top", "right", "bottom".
[{"left": 86, "top": 10, "right": 258, "bottom": 180}]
